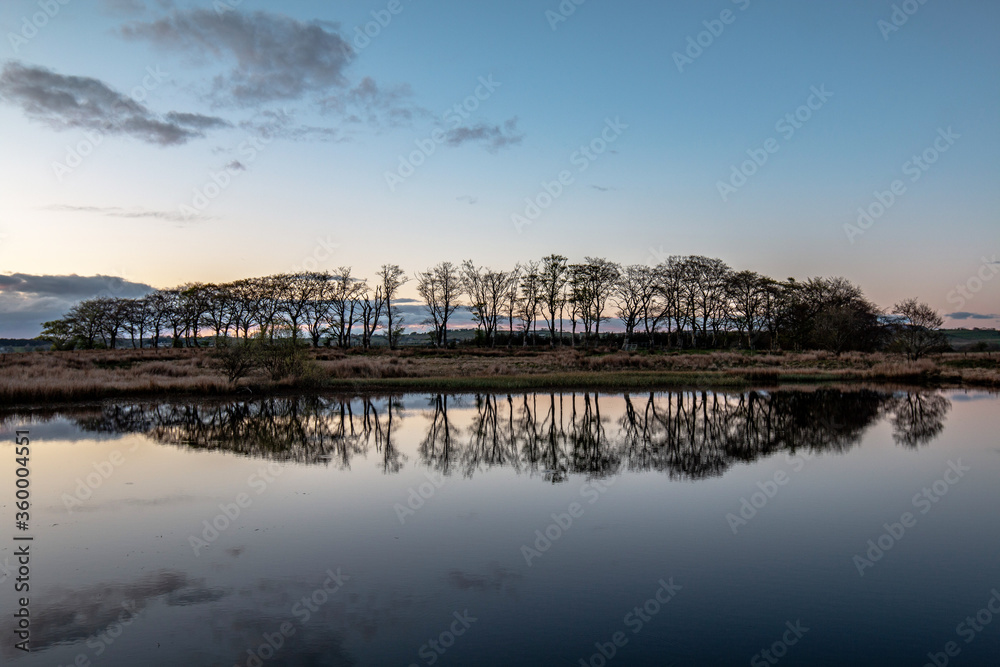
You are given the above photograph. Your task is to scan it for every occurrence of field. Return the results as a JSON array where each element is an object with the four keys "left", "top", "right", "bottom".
[{"left": 1, "top": 346, "right": 998, "bottom": 405}]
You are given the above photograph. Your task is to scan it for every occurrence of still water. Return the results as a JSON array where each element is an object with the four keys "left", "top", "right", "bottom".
[{"left": 1, "top": 388, "right": 998, "bottom": 666}]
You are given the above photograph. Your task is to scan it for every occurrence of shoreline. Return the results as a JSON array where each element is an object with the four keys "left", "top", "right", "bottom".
[{"left": 1, "top": 348, "right": 997, "bottom": 407}]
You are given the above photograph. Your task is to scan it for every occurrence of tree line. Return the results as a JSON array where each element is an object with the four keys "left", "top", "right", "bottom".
[{"left": 39, "top": 255, "right": 947, "bottom": 357}]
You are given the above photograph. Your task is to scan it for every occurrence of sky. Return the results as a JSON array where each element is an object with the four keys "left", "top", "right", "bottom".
[{"left": 0, "top": 0, "right": 997, "bottom": 337}]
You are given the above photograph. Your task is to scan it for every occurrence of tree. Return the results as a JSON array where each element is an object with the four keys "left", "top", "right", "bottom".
[
  {"left": 201, "top": 283, "right": 234, "bottom": 342},
  {"left": 39, "top": 319, "right": 77, "bottom": 350},
  {"left": 144, "top": 291, "right": 174, "bottom": 348},
  {"left": 248, "top": 276, "right": 283, "bottom": 342},
  {"left": 517, "top": 263, "right": 541, "bottom": 346},
  {"left": 377, "top": 264, "right": 409, "bottom": 349},
  {"left": 327, "top": 268, "right": 366, "bottom": 348},
  {"left": 276, "top": 273, "right": 322, "bottom": 343},
  {"left": 684, "top": 256, "right": 731, "bottom": 347},
  {"left": 539, "top": 255, "right": 569, "bottom": 347},
  {"left": 572, "top": 258, "right": 620, "bottom": 345},
  {"left": 123, "top": 297, "right": 155, "bottom": 349},
  {"left": 655, "top": 257, "right": 687, "bottom": 348},
  {"left": 788, "top": 277, "right": 885, "bottom": 353},
  {"left": 416, "top": 262, "right": 463, "bottom": 347},
  {"left": 96, "top": 297, "right": 130, "bottom": 349},
  {"left": 358, "top": 283, "right": 386, "bottom": 349},
  {"left": 305, "top": 272, "right": 334, "bottom": 347},
  {"left": 892, "top": 298, "right": 947, "bottom": 360},
  {"left": 726, "top": 270, "right": 769, "bottom": 350},
  {"left": 613, "top": 265, "right": 650, "bottom": 347},
  {"left": 177, "top": 284, "right": 212, "bottom": 347}
]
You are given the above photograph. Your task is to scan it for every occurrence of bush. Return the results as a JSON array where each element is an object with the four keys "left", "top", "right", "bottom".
[
  {"left": 211, "top": 340, "right": 259, "bottom": 384},
  {"left": 255, "top": 338, "right": 315, "bottom": 381}
]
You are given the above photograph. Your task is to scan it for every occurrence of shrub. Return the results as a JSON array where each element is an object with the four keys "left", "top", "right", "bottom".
[{"left": 211, "top": 340, "right": 259, "bottom": 384}]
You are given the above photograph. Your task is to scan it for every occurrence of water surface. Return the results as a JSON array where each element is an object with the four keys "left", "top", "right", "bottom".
[{"left": 1, "top": 388, "right": 997, "bottom": 666}]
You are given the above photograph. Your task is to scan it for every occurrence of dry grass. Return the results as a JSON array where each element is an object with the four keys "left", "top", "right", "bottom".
[{"left": 0, "top": 347, "right": 997, "bottom": 405}]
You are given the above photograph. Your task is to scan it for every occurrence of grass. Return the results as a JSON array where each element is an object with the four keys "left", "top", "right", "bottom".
[{"left": 0, "top": 347, "right": 997, "bottom": 405}]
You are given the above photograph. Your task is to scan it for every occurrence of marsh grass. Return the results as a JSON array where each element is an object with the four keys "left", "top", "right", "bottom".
[{"left": 0, "top": 348, "right": 996, "bottom": 405}]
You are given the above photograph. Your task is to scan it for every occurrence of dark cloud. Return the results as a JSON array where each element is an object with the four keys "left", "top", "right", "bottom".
[
  {"left": 119, "top": 9, "right": 353, "bottom": 105},
  {"left": 446, "top": 117, "right": 523, "bottom": 151},
  {"left": 0, "top": 273, "right": 153, "bottom": 299},
  {"left": 0, "top": 61, "right": 229, "bottom": 145},
  {"left": 948, "top": 312, "right": 999, "bottom": 320},
  {"left": 0, "top": 273, "right": 154, "bottom": 338}
]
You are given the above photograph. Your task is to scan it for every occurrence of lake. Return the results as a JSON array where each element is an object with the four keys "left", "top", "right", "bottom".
[{"left": 1, "top": 388, "right": 998, "bottom": 666}]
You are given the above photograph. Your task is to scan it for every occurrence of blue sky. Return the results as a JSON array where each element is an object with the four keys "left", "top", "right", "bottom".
[{"left": 0, "top": 0, "right": 997, "bottom": 336}]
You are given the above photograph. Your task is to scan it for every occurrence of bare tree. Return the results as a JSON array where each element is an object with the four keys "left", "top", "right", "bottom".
[
  {"left": 358, "top": 283, "right": 386, "bottom": 349},
  {"left": 572, "top": 258, "right": 620, "bottom": 345},
  {"left": 378, "top": 264, "right": 410, "bottom": 349},
  {"left": 539, "top": 254, "right": 569, "bottom": 347},
  {"left": 328, "top": 268, "right": 366, "bottom": 347},
  {"left": 727, "top": 270, "right": 769, "bottom": 350},
  {"left": 416, "top": 262, "right": 463, "bottom": 347},
  {"left": 305, "top": 272, "right": 334, "bottom": 346},
  {"left": 277, "top": 273, "right": 323, "bottom": 342},
  {"left": 892, "top": 298, "right": 947, "bottom": 360},
  {"left": 613, "top": 265, "right": 649, "bottom": 347},
  {"left": 517, "top": 261, "right": 541, "bottom": 346}
]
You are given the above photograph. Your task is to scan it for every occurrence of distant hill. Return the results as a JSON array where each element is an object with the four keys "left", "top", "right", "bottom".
[{"left": 943, "top": 328, "right": 1000, "bottom": 351}]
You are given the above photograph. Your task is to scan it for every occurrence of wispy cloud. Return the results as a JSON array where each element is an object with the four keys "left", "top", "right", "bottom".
[
  {"left": 321, "top": 77, "right": 426, "bottom": 129},
  {"left": 236, "top": 107, "right": 343, "bottom": 142},
  {"left": 0, "top": 61, "right": 229, "bottom": 145},
  {"left": 445, "top": 117, "right": 523, "bottom": 151},
  {"left": 457, "top": 195, "right": 479, "bottom": 205},
  {"left": 44, "top": 204, "right": 205, "bottom": 223},
  {"left": 100, "top": 0, "right": 148, "bottom": 15}
]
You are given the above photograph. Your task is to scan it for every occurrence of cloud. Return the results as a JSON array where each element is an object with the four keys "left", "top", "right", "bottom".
[
  {"left": 445, "top": 117, "right": 523, "bottom": 151},
  {"left": 237, "top": 107, "right": 343, "bottom": 142},
  {"left": 321, "top": 77, "right": 425, "bottom": 129},
  {"left": 119, "top": 9, "right": 353, "bottom": 105},
  {"left": 0, "top": 273, "right": 154, "bottom": 338},
  {"left": 163, "top": 111, "right": 231, "bottom": 130},
  {"left": 456, "top": 195, "right": 478, "bottom": 205},
  {"left": 44, "top": 204, "right": 203, "bottom": 223},
  {"left": 0, "top": 61, "right": 230, "bottom": 145},
  {"left": 0, "top": 571, "right": 223, "bottom": 655},
  {"left": 0, "top": 273, "right": 153, "bottom": 299},
  {"left": 590, "top": 185, "right": 616, "bottom": 192},
  {"left": 947, "top": 312, "right": 999, "bottom": 320},
  {"left": 101, "top": 0, "right": 147, "bottom": 15}
]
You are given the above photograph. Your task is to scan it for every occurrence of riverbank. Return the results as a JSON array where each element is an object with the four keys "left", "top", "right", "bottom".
[{"left": 1, "top": 347, "right": 997, "bottom": 405}]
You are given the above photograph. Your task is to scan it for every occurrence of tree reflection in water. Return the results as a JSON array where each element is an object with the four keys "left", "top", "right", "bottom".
[{"left": 54, "top": 389, "right": 949, "bottom": 481}]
